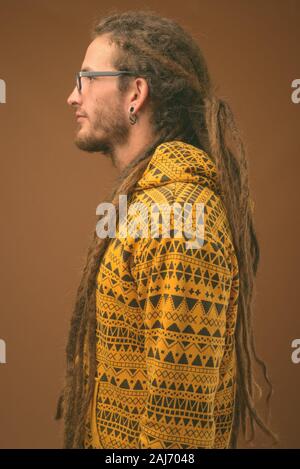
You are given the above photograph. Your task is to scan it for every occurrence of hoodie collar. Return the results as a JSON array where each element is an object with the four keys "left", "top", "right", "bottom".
[{"left": 134, "top": 140, "right": 219, "bottom": 193}]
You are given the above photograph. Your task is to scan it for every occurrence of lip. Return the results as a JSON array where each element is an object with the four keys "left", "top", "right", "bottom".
[{"left": 76, "top": 114, "right": 87, "bottom": 120}]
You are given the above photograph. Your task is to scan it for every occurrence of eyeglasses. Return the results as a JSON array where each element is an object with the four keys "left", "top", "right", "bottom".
[{"left": 75, "top": 70, "right": 137, "bottom": 93}]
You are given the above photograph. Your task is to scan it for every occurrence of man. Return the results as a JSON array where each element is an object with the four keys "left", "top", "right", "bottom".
[
  {"left": 66, "top": 33, "right": 155, "bottom": 171},
  {"left": 55, "top": 10, "right": 278, "bottom": 449}
]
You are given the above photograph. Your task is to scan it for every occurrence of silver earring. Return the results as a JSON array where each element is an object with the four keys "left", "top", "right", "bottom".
[{"left": 129, "top": 106, "right": 137, "bottom": 125}]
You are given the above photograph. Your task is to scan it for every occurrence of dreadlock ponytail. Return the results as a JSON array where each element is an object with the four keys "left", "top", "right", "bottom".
[{"left": 204, "top": 95, "right": 279, "bottom": 448}]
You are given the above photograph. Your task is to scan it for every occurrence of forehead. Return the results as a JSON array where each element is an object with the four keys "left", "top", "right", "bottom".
[{"left": 81, "top": 34, "right": 117, "bottom": 70}]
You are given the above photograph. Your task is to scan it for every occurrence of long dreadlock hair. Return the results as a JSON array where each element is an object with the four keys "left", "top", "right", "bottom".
[{"left": 55, "top": 9, "right": 280, "bottom": 449}]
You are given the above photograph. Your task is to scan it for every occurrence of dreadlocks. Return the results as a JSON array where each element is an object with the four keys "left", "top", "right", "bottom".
[{"left": 55, "top": 9, "right": 279, "bottom": 449}]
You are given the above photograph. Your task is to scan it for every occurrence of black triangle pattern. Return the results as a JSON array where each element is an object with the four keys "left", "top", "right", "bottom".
[{"left": 83, "top": 140, "right": 239, "bottom": 450}]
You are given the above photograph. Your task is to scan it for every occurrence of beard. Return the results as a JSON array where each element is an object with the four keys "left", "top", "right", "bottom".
[{"left": 74, "top": 97, "right": 130, "bottom": 167}]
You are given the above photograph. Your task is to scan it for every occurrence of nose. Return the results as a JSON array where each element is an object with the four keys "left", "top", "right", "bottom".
[{"left": 67, "top": 86, "right": 81, "bottom": 107}]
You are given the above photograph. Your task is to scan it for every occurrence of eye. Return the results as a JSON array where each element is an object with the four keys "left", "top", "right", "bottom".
[{"left": 87, "top": 76, "right": 94, "bottom": 81}]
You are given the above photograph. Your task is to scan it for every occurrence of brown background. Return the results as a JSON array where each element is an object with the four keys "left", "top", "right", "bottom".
[{"left": 0, "top": 0, "right": 299, "bottom": 449}]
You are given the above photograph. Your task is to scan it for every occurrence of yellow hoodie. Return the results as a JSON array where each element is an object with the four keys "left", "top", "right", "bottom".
[{"left": 83, "top": 140, "right": 239, "bottom": 449}]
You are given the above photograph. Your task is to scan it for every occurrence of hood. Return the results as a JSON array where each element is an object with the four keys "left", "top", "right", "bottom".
[{"left": 134, "top": 140, "right": 219, "bottom": 193}]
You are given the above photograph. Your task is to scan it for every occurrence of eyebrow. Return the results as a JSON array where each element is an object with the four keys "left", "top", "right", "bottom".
[{"left": 81, "top": 66, "right": 94, "bottom": 72}]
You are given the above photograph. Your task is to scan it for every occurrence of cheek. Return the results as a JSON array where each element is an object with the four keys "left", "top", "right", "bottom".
[
  {"left": 87, "top": 87, "right": 122, "bottom": 120},
  {"left": 88, "top": 94, "right": 105, "bottom": 118}
]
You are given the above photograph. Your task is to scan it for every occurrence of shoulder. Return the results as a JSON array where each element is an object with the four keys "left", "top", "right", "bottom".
[{"left": 129, "top": 182, "right": 235, "bottom": 260}]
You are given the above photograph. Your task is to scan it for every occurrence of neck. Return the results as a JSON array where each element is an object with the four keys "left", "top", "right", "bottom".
[{"left": 112, "top": 124, "right": 156, "bottom": 172}]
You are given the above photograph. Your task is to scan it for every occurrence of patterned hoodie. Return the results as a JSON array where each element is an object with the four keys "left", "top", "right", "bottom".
[{"left": 83, "top": 140, "right": 239, "bottom": 449}]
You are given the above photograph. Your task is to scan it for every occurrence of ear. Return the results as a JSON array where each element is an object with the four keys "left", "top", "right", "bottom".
[{"left": 126, "top": 77, "right": 149, "bottom": 114}]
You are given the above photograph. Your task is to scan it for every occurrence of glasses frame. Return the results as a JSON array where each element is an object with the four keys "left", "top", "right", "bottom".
[{"left": 76, "top": 70, "right": 138, "bottom": 93}]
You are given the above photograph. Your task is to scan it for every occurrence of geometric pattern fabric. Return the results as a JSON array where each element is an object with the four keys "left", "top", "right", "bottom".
[{"left": 83, "top": 140, "right": 239, "bottom": 448}]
